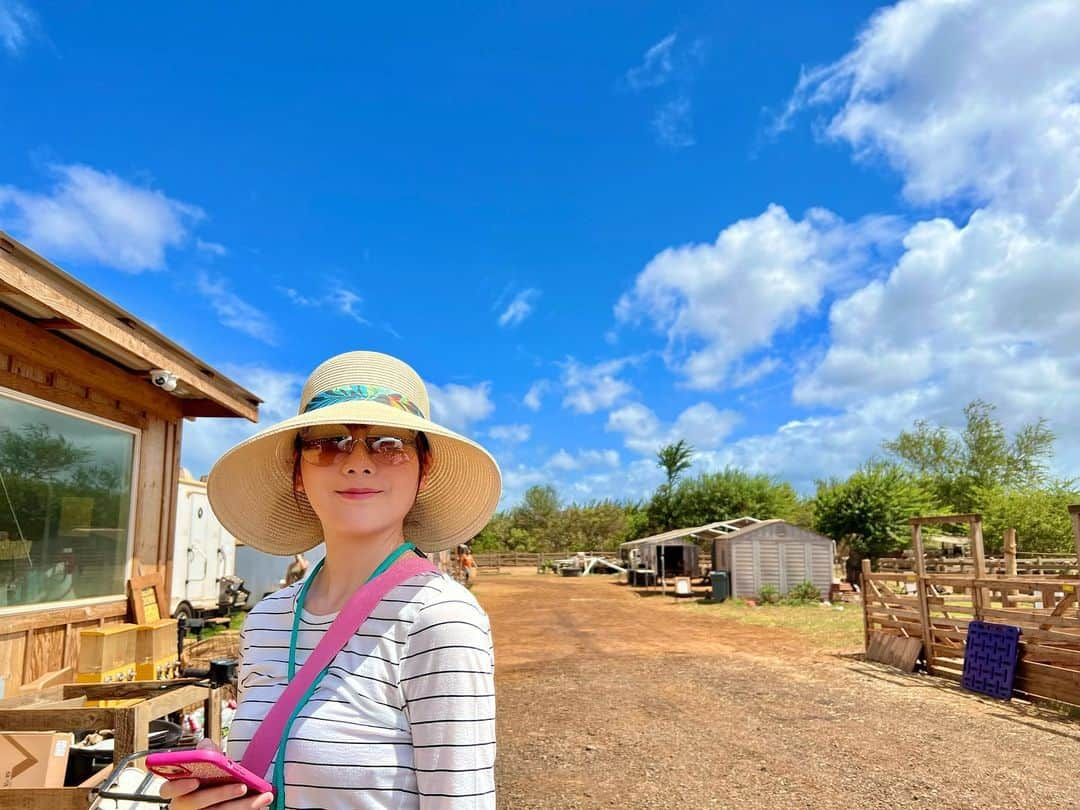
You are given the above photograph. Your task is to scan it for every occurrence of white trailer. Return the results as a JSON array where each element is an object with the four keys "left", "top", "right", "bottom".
[{"left": 171, "top": 472, "right": 249, "bottom": 621}]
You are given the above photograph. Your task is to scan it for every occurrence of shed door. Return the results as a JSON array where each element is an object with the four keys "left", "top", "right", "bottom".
[
  {"left": 779, "top": 543, "right": 809, "bottom": 594},
  {"left": 756, "top": 540, "right": 781, "bottom": 593}
]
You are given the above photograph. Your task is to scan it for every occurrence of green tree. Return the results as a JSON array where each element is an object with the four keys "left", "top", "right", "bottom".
[
  {"left": 813, "top": 461, "right": 935, "bottom": 581},
  {"left": 653, "top": 440, "right": 694, "bottom": 531},
  {"left": 661, "top": 468, "right": 799, "bottom": 530},
  {"left": 976, "top": 483, "right": 1080, "bottom": 554},
  {"left": 883, "top": 400, "right": 1055, "bottom": 513}
]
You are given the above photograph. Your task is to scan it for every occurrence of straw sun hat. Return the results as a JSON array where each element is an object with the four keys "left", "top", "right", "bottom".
[{"left": 207, "top": 351, "right": 502, "bottom": 555}]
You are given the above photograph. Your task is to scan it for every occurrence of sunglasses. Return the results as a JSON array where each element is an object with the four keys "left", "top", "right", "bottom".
[{"left": 298, "top": 427, "right": 418, "bottom": 467}]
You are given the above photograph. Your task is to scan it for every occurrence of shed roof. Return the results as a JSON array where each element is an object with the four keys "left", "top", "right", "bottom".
[
  {"left": 620, "top": 517, "right": 764, "bottom": 549},
  {"left": 713, "top": 519, "right": 835, "bottom": 545},
  {"left": 0, "top": 231, "right": 260, "bottom": 420}
]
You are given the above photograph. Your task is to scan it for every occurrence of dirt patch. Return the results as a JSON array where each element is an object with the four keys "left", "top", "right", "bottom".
[{"left": 477, "top": 569, "right": 1079, "bottom": 809}]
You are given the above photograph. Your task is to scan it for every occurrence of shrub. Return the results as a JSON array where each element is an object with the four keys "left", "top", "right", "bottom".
[
  {"left": 784, "top": 581, "right": 823, "bottom": 605},
  {"left": 757, "top": 584, "right": 780, "bottom": 605}
]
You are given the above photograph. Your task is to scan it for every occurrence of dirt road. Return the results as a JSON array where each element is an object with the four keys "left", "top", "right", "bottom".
[{"left": 479, "top": 570, "right": 1078, "bottom": 809}]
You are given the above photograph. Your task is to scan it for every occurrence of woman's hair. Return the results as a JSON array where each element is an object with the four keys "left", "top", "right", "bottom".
[{"left": 291, "top": 430, "right": 433, "bottom": 512}]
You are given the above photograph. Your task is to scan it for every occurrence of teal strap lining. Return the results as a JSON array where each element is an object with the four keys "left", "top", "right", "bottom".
[{"left": 272, "top": 541, "right": 418, "bottom": 809}]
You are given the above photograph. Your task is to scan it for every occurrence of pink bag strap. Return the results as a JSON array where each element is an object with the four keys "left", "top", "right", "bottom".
[{"left": 241, "top": 554, "right": 437, "bottom": 779}]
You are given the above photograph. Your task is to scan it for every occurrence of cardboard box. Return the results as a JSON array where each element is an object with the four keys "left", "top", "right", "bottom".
[{"left": 0, "top": 731, "right": 74, "bottom": 788}]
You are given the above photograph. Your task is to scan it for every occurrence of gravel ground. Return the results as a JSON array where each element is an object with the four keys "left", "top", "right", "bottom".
[{"left": 478, "top": 569, "right": 1079, "bottom": 809}]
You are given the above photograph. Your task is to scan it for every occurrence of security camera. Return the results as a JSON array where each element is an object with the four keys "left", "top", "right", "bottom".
[{"left": 149, "top": 369, "right": 178, "bottom": 392}]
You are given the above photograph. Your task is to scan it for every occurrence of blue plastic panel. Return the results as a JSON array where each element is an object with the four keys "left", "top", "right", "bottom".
[{"left": 962, "top": 620, "right": 1021, "bottom": 700}]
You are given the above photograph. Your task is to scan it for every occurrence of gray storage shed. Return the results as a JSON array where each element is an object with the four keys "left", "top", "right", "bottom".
[{"left": 712, "top": 520, "right": 835, "bottom": 600}]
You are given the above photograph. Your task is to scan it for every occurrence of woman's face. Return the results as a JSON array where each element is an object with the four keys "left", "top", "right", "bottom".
[{"left": 296, "top": 423, "right": 428, "bottom": 540}]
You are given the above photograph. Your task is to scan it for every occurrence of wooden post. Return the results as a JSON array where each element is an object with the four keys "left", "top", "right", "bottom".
[
  {"left": 971, "top": 517, "right": 988, "bottom": 615},
  {"left": 911, "top": 522, "right": 935, "bottom": 672},
  {"left": 1004, "top": 528, "right": 1018, "bottom": 603},
  {"left": 861, "top": 558, "right": 872, "bottom": 651},
  {"left": 1069, "top": 505, "right": 1080, "bottom": 571}
]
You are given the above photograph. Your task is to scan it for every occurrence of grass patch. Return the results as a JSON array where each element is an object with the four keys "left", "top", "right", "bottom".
[{"left": 690, "top": 599, "right": 864, "bottom": 651}]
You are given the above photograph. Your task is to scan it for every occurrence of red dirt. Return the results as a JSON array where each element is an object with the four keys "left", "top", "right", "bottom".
[{"left": 479, "top": 569, "right": 1079, "bottom": 809}]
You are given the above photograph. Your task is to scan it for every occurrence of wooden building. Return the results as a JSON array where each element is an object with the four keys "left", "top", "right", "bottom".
[{"left": 0, "top": 231, "right": 259, "bottom": 694}]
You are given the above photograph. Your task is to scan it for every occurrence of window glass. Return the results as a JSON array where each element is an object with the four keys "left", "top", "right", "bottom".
[{"left": 0, "top": 392, "right": 135, "bottom": 608}]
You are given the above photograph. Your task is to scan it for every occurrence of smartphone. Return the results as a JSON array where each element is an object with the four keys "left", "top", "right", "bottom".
[{"left": 146, "top": 749, "right": 274, "bottom": 797}]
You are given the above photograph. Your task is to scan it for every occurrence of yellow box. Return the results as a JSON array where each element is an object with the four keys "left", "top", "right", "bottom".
[
  {"left": 135, "top": 619, "right": 179, "bottom": 680},
  {"left": 76, "top": 624, "right": 137, "bottom": 684}
]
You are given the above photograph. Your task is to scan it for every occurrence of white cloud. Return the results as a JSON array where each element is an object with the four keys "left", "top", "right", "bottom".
[
  {"left": 652, "top": 96, "right": 695, "bottom": 148},
  {"left": 196, "top": 272, "right": 277, "bottom": 344},
  {"left": 743, "top": 0, "right": 1080, "bottom": 487},
  {"left": 523, "top": 380, "right": 549, "bottom": 411},
  {"left": 497, "top": 288, "right": 540, "bottom": 327},
  {"left": 181, "top": 364, "right": 305, "bottom": 478},
  {"left": 195, "top": 239, "right": 227, "bottom": 256},
  {"left": 545, "top": 448, "right": 620, "bottom": 472},
  {"left": 606, "top": 401, "right": 740, "bottom": 456},
  {"left": 560, "top": 356, "right": 641, "bottom": 414},
  {"left": 488, "top": 423, "right": 531, "bottom": 444},
  {"left": 0, "top": 164, "right": 203, "bottom": 272},
  {"left": 427, "top": 381, "right": 495, "bottom": 434},
  {"left": 499, "top": 456, "right": 659, "bottom": 508},
  {"left": 778, "top": 0, "right": 1080, "bottom": 220},
  {"left": 623, "top": 33, "right": 679, "bottom": 91},
  {"left": 731, "top": 357, "right": 782, "bottom": 389},
  {"left": 279, "top": 285, "right": 371, "bottom": 326},
  {"left": 617, "top": 204, "right": 899, "bottom": 389},
  {"left": 0, "top": 1, "right": 37, "bottom": 56}
]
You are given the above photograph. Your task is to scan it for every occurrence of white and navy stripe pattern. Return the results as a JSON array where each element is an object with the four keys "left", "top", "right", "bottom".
[{"left": 227, "top": 570, "right": 496, "bottom": 809}]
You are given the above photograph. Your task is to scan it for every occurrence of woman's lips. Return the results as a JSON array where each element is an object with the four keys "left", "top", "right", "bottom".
[{"left": 335, "top": 488, "right": 381, "bottom": 500}]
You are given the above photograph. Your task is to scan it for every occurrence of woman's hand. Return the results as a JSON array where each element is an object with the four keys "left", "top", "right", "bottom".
[{"left": 157, "top": 738, "right": 274, "bottom": 810}]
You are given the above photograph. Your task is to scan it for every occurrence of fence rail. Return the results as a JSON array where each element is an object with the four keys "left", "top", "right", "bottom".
[
  {"left": 472, "top": 551, "right": 620, "bottom": 570},
  {"left": 863, "top": 509, "right": 1080, "bottom": 709}
]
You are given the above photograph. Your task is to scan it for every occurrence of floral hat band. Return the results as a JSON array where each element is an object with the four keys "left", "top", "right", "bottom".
[{"left": 303, "top": 384, "right": 427, "bottom": 419}]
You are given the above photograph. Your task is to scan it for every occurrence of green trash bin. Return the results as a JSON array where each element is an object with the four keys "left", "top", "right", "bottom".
[{"left": 709, "top": 571, "right": 730, "bottom": 602}]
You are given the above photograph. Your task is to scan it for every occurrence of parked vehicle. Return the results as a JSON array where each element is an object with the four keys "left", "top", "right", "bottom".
[{"left": 172, "top": 472, "right": 249, "bottom": 621}]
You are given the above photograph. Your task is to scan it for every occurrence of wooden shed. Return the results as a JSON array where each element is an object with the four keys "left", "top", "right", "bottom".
[
  {"left": 0, "top": 231, "right": 260, "bottom": 694},
  {"left": 712, "top": 520, "right": 835, "bottom": 600}
]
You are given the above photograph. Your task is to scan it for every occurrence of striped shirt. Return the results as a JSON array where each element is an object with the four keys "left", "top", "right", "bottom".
[{"left": 227, "top": 570, "right": 496, "bottom": 809}]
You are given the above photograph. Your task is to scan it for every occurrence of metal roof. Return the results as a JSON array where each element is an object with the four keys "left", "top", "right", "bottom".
[{"left": 619, "top": 517, "right": 764, "bottom": 549}]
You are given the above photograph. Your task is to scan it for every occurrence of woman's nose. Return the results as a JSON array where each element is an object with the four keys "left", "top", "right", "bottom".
[{"left": 341, "top": 437, "right": 375, "bottom": 474}]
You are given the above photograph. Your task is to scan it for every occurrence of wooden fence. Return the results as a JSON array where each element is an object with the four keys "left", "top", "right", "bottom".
[
  {"left": 863, "top": 508, "right": 1080, "bottom": 708},
  {"left": 472, "top": 551, "right": 619, "bottom": 570}
]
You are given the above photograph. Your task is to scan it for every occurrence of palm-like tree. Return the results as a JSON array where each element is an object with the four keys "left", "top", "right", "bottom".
[{"left": 655, "top": 440, "right": 694, "bottom": 530}]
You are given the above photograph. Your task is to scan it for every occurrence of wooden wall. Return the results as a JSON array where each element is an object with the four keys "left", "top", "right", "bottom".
[{"left": 0, "top": 308, "right": 182, "bottom": 690}]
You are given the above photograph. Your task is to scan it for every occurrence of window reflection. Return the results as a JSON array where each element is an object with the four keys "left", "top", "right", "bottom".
[{"left": 0, "top": 393, "right": 135, "bottom": 608}]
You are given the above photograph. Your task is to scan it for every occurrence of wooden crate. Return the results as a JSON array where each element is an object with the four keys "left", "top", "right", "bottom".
[{"left": 0, "top": 680, "right": 223, "bottom": 809}]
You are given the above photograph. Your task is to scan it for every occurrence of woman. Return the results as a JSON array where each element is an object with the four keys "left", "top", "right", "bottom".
[{"left": 161, "top": 351, "right": 501, "bottom": 809}]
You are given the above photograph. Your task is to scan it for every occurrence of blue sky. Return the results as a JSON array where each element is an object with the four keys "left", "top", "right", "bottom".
[{"left": 3, "top": 1, "right": 1080, "bottom": 508}]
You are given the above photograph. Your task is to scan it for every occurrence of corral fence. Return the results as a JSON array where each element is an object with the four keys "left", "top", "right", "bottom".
[
  {"left": 863, "top": 508, "right": 1080, "bottom": 708},
  {"left": 472, "top": 551, "right": 619, "bottom": 571}
]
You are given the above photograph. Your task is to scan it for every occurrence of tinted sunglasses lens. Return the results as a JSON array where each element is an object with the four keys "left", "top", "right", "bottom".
[
  {"left": 368, "top": 436, "right": 411, "bottom": 464},
  {"left": 301, "top": 436, "right": 351, "bottom": 466}
]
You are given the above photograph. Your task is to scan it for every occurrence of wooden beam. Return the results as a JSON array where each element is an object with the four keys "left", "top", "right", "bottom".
[
  {"left": 0, "top": 788, "right": 94, "bottom": 810},
  {"left": 0, "top": 599, "right": 127, "bottom": 635},
  {"left": 861, "top": 558, "right": 872, "bottom": 651},
  {"left": 33, "top": 318, "right": 81, "bottom": 330},
  {"left": 908, "top": 514, "right": 980, "bottom": 526},
  {"left": 0, "top": 248, "right": 257, "bottom": 421},
  {"left": 971, "top": 517, "right": 988, "bottom": 617},
  {"left": 911, "top": 522, "right": 934, "bottom": 672},
  {"left": 0, "top": 306, "right": 181, "bottom": 420},
  {"left": 1070, "top": 505, "right": 1080, "bottom": 565}
]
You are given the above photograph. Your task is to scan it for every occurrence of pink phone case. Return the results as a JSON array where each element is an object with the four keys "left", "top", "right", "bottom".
[{"left": 146, "top": 749, "right": 274, "bottom": 796}]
